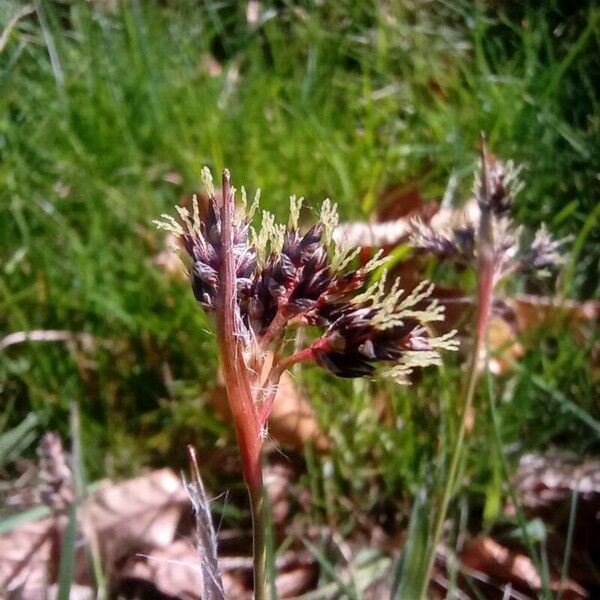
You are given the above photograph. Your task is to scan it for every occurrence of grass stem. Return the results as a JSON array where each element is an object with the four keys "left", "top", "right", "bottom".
[
  {"left": 249, "top": 482, "right": 268, "bottom": 600},
  {"left": 417, "top": 330, "right": 484, "bottom": 599},
  {"left": 417, "top": 138, "right": 495, "bottom": 598},
  {"left": 487, "top": 368, "right": 550, "bottom": 597}
]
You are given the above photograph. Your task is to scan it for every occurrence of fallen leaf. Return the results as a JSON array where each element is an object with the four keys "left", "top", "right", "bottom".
[
  {"left": 88, "top": 469, "right": 188, "bottom": 568},
  {"left": 333, "top": 181, "right": 437, "bottom": 251},
  {"left": 511, "top": 452, "right": 600, "bottom": 589},
  {"left": 462, "top": 537, "right": 542, "bottom": 590},
  {"left": 510, "top": 294, "right": 599, "bottom": 338},
  {"left": 0, "top": 516, "right": 61, "bottom": 595},
  {"left": 264, "top": 461, "right": 294, "bottom": 529},
  {"left": 461, "top": 536, "right": 588, "bottom": 599},
  {"left": 487, "top": 315, "right": 524, "bottom": 375},
  {"left": 333, "top": 218, "right": 414, "bottom": 251},
  {"left": 375, "top": 183, "right": 427, "bottom": 222},
  {"left": 267, "top": 372, "right": 331, "bottom": 453},
  {"left": 119, "top": 540, "right": 204, "bottom": 600},
  {"left": 1, "top": 469, "right": 196, "bottom": 597},
  {"left": 276, "top": 563, "right": 317, "bottom": 598},
  {"left": 515, "top": 452, "right": 600, "bottom": 511}
]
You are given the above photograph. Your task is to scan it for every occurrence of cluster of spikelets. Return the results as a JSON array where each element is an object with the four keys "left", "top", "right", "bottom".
[
  {"left": 410, "top": 154, "right": 567, "bottom": 285},
  {"left": 155, "top": 168, "right": 458, "bottom": 386},
  {"left": 153, "top": 154, "right": 568, "bottom": 600}
]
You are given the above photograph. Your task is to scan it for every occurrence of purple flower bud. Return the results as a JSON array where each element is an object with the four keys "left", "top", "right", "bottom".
[
  {"left": 156, "top": 171, "right": 458, "bottom": 386},
  {"left": 311, "top": 302, "right": 431, "bottom": 378}
]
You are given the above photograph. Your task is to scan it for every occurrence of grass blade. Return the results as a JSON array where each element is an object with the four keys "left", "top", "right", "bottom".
[
  {"left": 557, "top": 487, "right": 579, "bottom": 600},
  {"left": 392, "top": 485, "right": 433, "bottom": 599},
  {"left": 56, "top": 502, "right": 77, "bottom": 600},
  {"left": 303, "top": 537, "right": 359, "bottom": 600},
  {"left": 0, "top": 412, "right": 40, "bottom": 467}
]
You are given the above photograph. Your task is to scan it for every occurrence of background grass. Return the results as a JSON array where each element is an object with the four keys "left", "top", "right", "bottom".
[{"left": 1, "top": 0, "right": 599, "bottom": 595}]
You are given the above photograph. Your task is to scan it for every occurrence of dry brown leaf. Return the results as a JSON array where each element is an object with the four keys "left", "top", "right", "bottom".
[
  {"left": 276, "top": 563, "right": 317, "bottom": 598},
  {"left": 220, "top": 571, "right": 251, "bottom": 600},
  {"left": 1, "top": 470, "right": 190, "bottom": 597},
  {"left": 88, "top": 469, "right": 188, "bottom": 568},
  {"left": 428, "top": 197, "right": 480, "bottom": 232},
  {"left": 119, "top": 540, "right": 204, "bottom": 599},
  {"left": 0, "top": 516, "right": 61, "bottom": 596},
  {"left": 333, "top": 185, "right": 436, "bottom": 251},
  {"left": 267, "top": 372, "right": 331, "bottom": 453},
  {"left": 512, "top": 452, "right": 600, "bottom": 590},
  {"left": 487, "top": 315, "right": 525, "bottom": 375},
  {"left": 264, "top": 462, "right": 294, "bottom": 528},
  {"left": 462, "top": 537, "right": 542, "bottom": 590},
  {"left": 461, "top": 537, "right": 588, "bottom": 599},
  {"left": 515, "top": 452, "right": 600, "bottom": 511},
  {"left": 375, "top": 183, "right": 427, "bottom": 222},
  {"left": 510, "top": 294, "right": 599, "bottom": 337},
  {"left": 332, "top": 218, "right": 414, "bottom": 250}
]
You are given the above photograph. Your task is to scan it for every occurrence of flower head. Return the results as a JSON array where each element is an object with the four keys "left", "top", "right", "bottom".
[
  {"left": 155, "top": 169, "right": 458, "bottom": 399},
  {"left": 410, "top": 151, "right": 568, "bottom": 286}
]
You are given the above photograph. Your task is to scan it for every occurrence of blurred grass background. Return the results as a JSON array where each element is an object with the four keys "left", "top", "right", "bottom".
[{"left": 1, "top": 0, "right": 599, "bottom": 580}]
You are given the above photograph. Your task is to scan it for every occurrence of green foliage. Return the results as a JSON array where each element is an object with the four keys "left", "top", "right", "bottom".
[{"left": 1, "top": 0, "right": 598, "bottom": 595}]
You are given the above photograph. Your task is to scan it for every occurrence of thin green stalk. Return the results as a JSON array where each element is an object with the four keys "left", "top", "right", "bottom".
[
  {"left": 57, "top": 503, "right": 77, "bottom": 600},
  {"left": 264, "top": 488, "right": 278, "bottom": 600},
  {"left": 249, "top": 483, "right": 268, "bottom": 600},
  {"left": 557, "top": 488, "right": 579, "bottom": 600},
  {"left": 416, "top": 330, "right": 484, "bottom": 600},
  {"left": 487, "top": 361, "right": 551, "bottom": 597},
  {"left": 417, "top": 138, "right": 495, "bottom": 599},
  {"left": 70, "top": 399, "right": 107, "bottom": 597}
]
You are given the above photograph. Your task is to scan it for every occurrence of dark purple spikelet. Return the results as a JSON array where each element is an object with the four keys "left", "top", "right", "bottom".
[
  {"left": 477, "top": 153, "right": 517, "bottom": 216},
  {"left": 176, "top": 194, "right": 256, "bottom": 312},
  {"left": 247, "top": 225, "right": 331, "bottom": 335},
  {"left": 155, "top": 172, "right": 458, "bottom": 385},
  {"left": 311, "top": 305, "right": 429, "bottom": 378},
  {"left": 306, "top": 276, "right": 457, "bottom": 381}
]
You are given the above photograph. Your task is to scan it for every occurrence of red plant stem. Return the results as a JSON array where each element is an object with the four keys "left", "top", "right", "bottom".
[
  {"left": 215, "top": 171, "right": 267, "bottom": 599},
  {"left": 259, "top": 308, "right": 290, "bottom": 350},
  {"left": 418, "top": 137, "right": 497, "bottom": 599},
  {"left": 214, "top": 170, "right": 262, "bottom": 491},
  {"left": 258, "top": 346, "right": 317, "bottom": 425},
  {"left": 275, "top": 345, "right": 317, "bottom": 374},
  {"left": 477, "top": 136, "right": 496, "bottom": 342}
]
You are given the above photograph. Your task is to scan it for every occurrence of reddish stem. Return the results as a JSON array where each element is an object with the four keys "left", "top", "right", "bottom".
[
  {"left": 259, "top": 308, "right": 290, "bottom": 350},
  {"left": 476, "top": 137, "right": 496, "bottom": 342},
  {"left": 214, "top": 170, "right": 262, "bottom": 491},
  {"left": 258, "top": 345, "right": 317, "bottom": 425},
  {"left": 418, "top": 136, "right": 497, "bottom": 599}
]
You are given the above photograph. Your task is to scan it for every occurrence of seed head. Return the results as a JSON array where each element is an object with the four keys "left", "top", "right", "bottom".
[
  {"left": 410, "top": 153, "right": 568, "bottom": 285},
  {"left": 155, "top": 169, "right": 458, "bottom": 385}
]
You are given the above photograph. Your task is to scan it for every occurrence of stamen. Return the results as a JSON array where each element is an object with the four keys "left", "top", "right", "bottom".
[
  {"left": 320, "top": 198, "right": 339, "bottom": 245},
  {"left": 289, "top": 195, "right": 304, "bottom": 230},
  {"left": 201, "top": 166, "right": 215, "bottom": 197}
]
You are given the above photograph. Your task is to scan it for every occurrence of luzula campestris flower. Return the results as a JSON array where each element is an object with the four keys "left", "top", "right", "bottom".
[
  {"left": 410, "top": 151, "right": 568, "bottom": 287},
  {"left": 156, "top": 169, "right": 457, "bottom": 600},
  {"left": 156, "top": 169, "right": 457, "bottom": 403}
]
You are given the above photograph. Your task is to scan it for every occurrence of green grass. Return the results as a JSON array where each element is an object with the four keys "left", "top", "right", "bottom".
[{"left": 1, "top": 0, "right": 599, "bottom": 596}]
